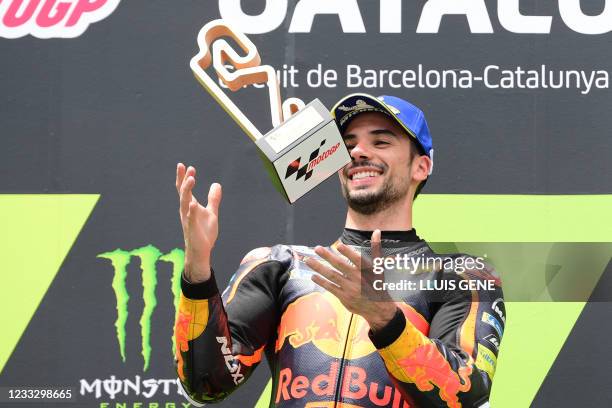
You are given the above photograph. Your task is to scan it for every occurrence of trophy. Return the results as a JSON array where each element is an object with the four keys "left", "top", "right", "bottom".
[{"left": 190, "top": 19, "right": 351, "bottom": 204}]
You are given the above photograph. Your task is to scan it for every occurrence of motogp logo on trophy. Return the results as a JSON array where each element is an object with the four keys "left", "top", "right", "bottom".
[
  {"left": 0, "top": 0, "right": 121, "bottom": 39},
  {"left": 285, "top": 140, "right": 342, "bottom": 182}
]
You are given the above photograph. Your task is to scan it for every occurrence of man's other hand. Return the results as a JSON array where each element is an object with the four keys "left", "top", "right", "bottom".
[
  {"left": 175, "top": 163, "right": 222, "bottom": 283},
  {"left": 306, "top": 230, "right": 398, "bottom": 333}
]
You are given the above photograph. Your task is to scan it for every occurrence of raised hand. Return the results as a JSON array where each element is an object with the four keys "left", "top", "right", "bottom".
[
  {"left": 176, "top": 163, "right": 222, "bottom": 283},
  {"left": 305, "top": 230, "right": 398, "bottom": 332}
]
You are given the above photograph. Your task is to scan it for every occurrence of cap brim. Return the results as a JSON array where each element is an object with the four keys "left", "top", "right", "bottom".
[{"left": 331, "top": 93, "right": 418, "bottom": 142}]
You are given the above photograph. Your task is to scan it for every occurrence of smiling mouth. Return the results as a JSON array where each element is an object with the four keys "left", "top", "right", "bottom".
[{"left": 350, "top": 171, "right": 381, "bottom": 180}]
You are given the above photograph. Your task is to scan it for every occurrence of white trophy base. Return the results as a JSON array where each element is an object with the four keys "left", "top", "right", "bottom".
[{"left": 256, "top": 99, "right": 351, "bottom": 203}]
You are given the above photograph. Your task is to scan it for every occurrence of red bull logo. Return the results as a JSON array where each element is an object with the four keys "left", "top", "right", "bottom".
[
  {"left": 276, "top": 362, "right": 412, "bottom": 407},
  {"left": 274, "top": 291, "right": 462, "bottom": 406},
  {"left": 396, "top": 343, "right": 472, "bottom": 408},
  {"left": 276, "top": 292, "right": 342, "bottom": 353},
  {"left": 276, "top": 291, "right": 379, "bottom": 359},
  {"left": 276, "top": 292, "right": 430, "bottom": 359},
  {"left": 0, "top": 0, "right": 121, "bottom": 39}
]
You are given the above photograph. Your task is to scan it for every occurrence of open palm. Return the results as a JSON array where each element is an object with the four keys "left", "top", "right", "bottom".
[{"left": 175, "top": 163, "right": 222, "bottom": 282}]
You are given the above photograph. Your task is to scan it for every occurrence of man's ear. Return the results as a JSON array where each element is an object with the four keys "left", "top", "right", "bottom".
[{"left": 412, "top": 155, "right": 432, "bottom": 182}]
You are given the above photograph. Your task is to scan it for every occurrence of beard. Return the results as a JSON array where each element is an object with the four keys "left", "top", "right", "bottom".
[{"left": 341, "top": 162, "right": 410, "bottom": 215}]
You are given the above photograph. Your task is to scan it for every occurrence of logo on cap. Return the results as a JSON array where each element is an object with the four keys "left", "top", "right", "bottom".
[
  {"left": 383, "top": 103, "right": 400, "bottom": 115},
  {"left": 337, "top": 99, "right": 376, "bottom": 112}
]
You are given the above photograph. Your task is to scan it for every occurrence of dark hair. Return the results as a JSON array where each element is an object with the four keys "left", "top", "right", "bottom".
[{"left": 409, "top": 139, "right": 428, "bottom": 199}]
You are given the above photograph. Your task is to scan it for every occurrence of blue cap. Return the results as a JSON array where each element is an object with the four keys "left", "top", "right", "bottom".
[{"left": 331, "top": 93, "right": 434, "bottom": 174}]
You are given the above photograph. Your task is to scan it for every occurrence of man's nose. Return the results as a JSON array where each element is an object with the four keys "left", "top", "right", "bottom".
[{"left": 349, "top": 141, "right": 371, "bottom": 161}]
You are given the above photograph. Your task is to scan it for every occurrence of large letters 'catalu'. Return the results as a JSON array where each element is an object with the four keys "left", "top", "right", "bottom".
[{"left": 220, "top": 0, "right": 612, "bottom": 35}]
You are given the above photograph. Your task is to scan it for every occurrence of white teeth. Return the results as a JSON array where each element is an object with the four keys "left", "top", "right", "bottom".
[{"left": 352, "top": 171, "right": 378, "bottom": 180}]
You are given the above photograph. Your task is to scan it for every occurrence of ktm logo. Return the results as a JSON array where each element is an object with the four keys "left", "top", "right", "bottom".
[
  {"left": 0, "top": 0, "right": 121, "bottom": 39},
  {"left": 285, "top": 140, "right": 340, "bottom": 182}
]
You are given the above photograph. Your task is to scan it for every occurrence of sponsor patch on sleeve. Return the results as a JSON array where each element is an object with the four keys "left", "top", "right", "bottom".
[
  {"left": 475, "top": 343, "right": 497, "bottom": 380},
  {"left": 481, "top": 312, "right": 504, "bottom": 337}
]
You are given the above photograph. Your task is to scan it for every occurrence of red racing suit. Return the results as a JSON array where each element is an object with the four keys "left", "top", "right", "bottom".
[{"left": 174, "top": 229, "right": 504, "bottom": 407}]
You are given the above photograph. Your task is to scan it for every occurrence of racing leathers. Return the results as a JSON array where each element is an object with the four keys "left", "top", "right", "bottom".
[{"left": 174, "top": 228, "right": 505, "bottom": 407}]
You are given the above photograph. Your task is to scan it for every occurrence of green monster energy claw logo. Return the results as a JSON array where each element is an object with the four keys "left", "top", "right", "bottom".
[{"left": 97, "top": 245, "right": 184, "bottom": 371}]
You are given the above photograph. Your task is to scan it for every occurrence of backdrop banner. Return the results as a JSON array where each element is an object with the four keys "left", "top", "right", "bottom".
[{"left": 1, "top": 1, "right": 611, "bottom": 407}]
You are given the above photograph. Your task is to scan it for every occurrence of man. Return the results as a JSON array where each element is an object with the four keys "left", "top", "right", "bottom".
[{"left": 174, "top": 94, "right": 504, "bottom": 407}]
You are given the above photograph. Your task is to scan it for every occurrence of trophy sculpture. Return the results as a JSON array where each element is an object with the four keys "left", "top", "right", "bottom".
[{"left": 190, "top": 19, "right": 350, "bottom": 204}]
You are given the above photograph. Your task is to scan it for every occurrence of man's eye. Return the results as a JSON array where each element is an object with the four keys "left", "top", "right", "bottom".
[{"left": 375, "top": 141, "right": 390, "bottom": 146}]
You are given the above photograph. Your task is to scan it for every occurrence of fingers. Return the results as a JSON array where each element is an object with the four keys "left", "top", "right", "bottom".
[
  {"left": 177, "top": 164, "right": 195, "bottom": 193},
  {"left": 177, "top": 164, "right": 223, "bottom": 222},
  {"left": 176, "top": 163, "right": 186, "bottom": 194},
  {"left": 206, "top": 183, "right": 222, "bottom": 216},
  {"left": 370, "top": 229, "right": 382, "bottom": 260},
  {"left": 335, "top": 243, "right": 362, "bottom": 270},
  {"left": 305, "top": 256, "right": 347, "bottom": 287},
  {"left": 314, "top": 246, "right": 355, "bottom": 278},
  {"left": 188, "top": 201, "right": 198, "bottom": 223},
  {"left": 179, "top": 175, "right": 195, "bottom": 219},
  {"left": 178, "top": 165, "right": 196, "bottom": 215},
  {"left": 310, "top": 273, "right": 341, "bottom": 296},
  {"left": 177, "top": 164, "right": 195, "bottom": 197}
]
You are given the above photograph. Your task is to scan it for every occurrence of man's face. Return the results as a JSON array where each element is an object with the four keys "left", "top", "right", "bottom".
[{"left": 338, "top": 112, "right": 417, "bottom": 215}]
